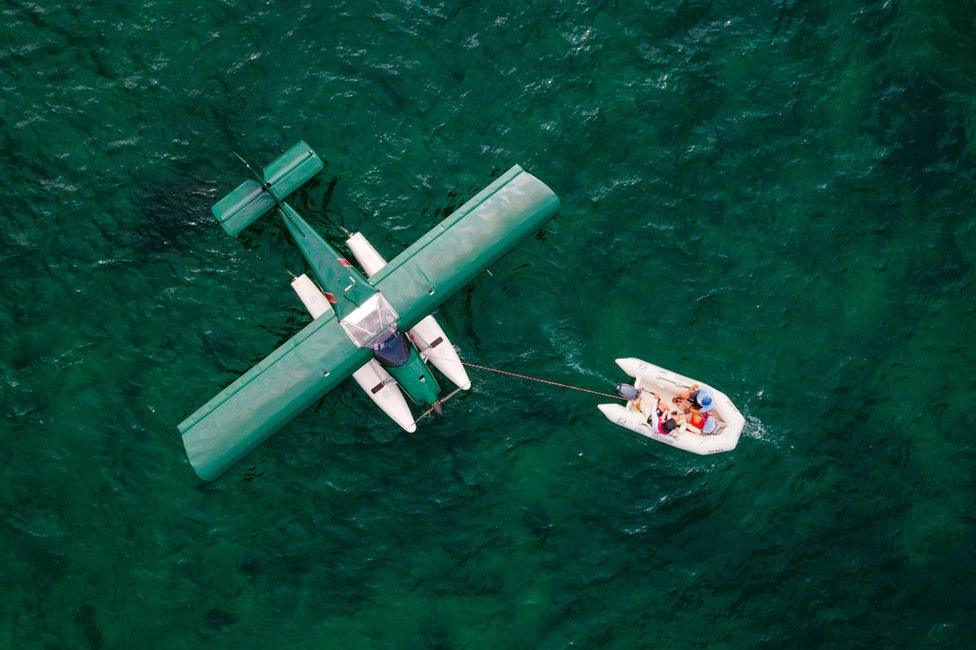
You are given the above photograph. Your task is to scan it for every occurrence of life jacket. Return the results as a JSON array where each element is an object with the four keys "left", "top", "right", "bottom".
[{"left": 689, "top": 411, "right": 709, "bottom": 429}]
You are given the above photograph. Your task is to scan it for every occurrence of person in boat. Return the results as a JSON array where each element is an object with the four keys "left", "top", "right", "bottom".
[
  {"left": 650, "top": 395, "right": 683, "bottom": 435},
  {"left": 674, "top": 384, "right": 719, "bottom": 434},
  {"left": 674, "top": 383, "right": 715, "bottom": 413},
  {"left": 687, "top": 406, "right": 718, "bottom": 434}
]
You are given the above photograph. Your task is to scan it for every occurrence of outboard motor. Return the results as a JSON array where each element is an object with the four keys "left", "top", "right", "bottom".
[{"left": 615, "top": 383, "right": 641, "bottom": 401}]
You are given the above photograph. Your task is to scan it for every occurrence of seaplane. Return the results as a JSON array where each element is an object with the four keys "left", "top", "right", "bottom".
[{"left": 178, "top": 142, "right": 560, "bottom": 480}]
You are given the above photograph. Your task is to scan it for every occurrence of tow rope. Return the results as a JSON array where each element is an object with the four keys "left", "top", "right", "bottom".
[
  {"left": 416, "top": 359, "right": 625, "bottom": 423},
  {"left": 411, "top": 334, "right": 628, "bottom": 423},
  {"left": 458, "top": 360, "right": 626, "bottom": 401}
]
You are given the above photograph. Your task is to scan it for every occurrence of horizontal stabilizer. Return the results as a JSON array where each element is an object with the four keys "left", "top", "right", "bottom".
[{"left": 211, "top": 141, "right": 324, "bottom": 236}]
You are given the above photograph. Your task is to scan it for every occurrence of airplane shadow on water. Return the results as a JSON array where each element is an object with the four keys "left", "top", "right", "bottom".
[{"left": 122, "top": 179, "right": 212, "bottom": 259}]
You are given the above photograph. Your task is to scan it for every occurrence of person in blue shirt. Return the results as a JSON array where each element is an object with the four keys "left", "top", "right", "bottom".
[
  {"left": 675, "top": 384, "right": 718, "bottom": 434},
  {"left": 675, "top": 383, "right": 711, "bottom": 409}
]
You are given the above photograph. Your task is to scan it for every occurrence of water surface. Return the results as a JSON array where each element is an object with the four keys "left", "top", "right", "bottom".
[{"left": 1, "top": 1, "right": 975, "bottom": 647}]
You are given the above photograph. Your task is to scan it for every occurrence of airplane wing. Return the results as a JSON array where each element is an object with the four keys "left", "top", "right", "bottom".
[
  {"left": 178, "top": 313, "right": 372, "bottom": 480},
  {"left": 371, "top": 165, "right": 561, "bottom": 330}
]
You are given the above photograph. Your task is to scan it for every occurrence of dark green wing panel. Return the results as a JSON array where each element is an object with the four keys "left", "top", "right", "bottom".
[
  {"left": 178, "top": 314, "right": 371, "bottom": 480},
  {"left": 372, "top": 166, "right": 560, "bottom": 330}
]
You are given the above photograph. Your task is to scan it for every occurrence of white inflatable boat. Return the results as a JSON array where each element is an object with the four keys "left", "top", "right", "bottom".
[{"left": 598, "top": 358, "right": 744, "bottom": 455}]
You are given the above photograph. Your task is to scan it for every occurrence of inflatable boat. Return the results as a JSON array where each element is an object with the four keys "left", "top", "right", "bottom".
[{"left": 598, "top": 358, "right": 744, "bottom": 455}]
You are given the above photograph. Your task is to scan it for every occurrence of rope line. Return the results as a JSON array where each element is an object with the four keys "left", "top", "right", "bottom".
[
  {"left": 458, "top": 360, "right": 626, "bottom": 401},
  {"left": 409, "top": 330, "right": 624, "bottom": 402},
  {"left": 416, "top": 387, "right": 464, "bottom": 421}
]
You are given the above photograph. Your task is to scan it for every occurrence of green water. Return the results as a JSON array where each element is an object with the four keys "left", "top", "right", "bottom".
[{"left": 2, "top": 0, "right": 975, "bottom": 646}]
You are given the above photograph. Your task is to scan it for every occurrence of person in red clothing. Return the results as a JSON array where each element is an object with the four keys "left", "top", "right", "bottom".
[{"left": 687, "top": 405, "right": 718, "bottom": 434}]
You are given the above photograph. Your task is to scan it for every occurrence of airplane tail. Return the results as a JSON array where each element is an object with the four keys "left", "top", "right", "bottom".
[{"left": 211, "top": 141, "right": 324, "bottom": 236}]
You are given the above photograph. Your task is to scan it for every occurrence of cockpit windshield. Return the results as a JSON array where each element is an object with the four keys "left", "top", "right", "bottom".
[
  {"left": 371, "top": 330, "right": 410, "bottom": 368},
  {"left": 339, "top": 293, "right": 400, "bottom": 348}
]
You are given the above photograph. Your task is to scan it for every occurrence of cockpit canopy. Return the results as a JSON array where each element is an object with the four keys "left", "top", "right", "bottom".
[
  {"left": 370, "top": 330, "right": 410, "bottom": 367},
  {"left": 339, "top": 293, "right": 400, "bottom": 348}
]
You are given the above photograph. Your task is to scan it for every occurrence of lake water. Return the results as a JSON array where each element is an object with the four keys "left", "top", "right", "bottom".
[{"left": 2, "top": 1, "right": 974, "bottom": 646}]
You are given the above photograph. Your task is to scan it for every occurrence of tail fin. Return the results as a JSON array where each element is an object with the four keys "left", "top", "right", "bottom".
[{"left": 211, "top": 141, "right": 324, "bottom": 236}]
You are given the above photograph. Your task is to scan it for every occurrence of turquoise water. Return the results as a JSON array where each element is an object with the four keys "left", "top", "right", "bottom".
[{"left": 2, "top": 0, "right": 975, "bottom": 646}]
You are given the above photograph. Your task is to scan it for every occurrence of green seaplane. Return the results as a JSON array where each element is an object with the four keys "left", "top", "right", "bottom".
[{"left": 178, "top": 142, "right": 560, "bottom": 480}]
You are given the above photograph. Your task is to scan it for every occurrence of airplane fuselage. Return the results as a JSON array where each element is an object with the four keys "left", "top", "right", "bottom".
[{"left": 276, "top": 204, "right": 440, "bottom": 406}]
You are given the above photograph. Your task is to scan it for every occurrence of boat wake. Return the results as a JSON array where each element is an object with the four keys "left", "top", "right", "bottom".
[{"left": 743, "top": 415, "right": 767, "bottom": 441}]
